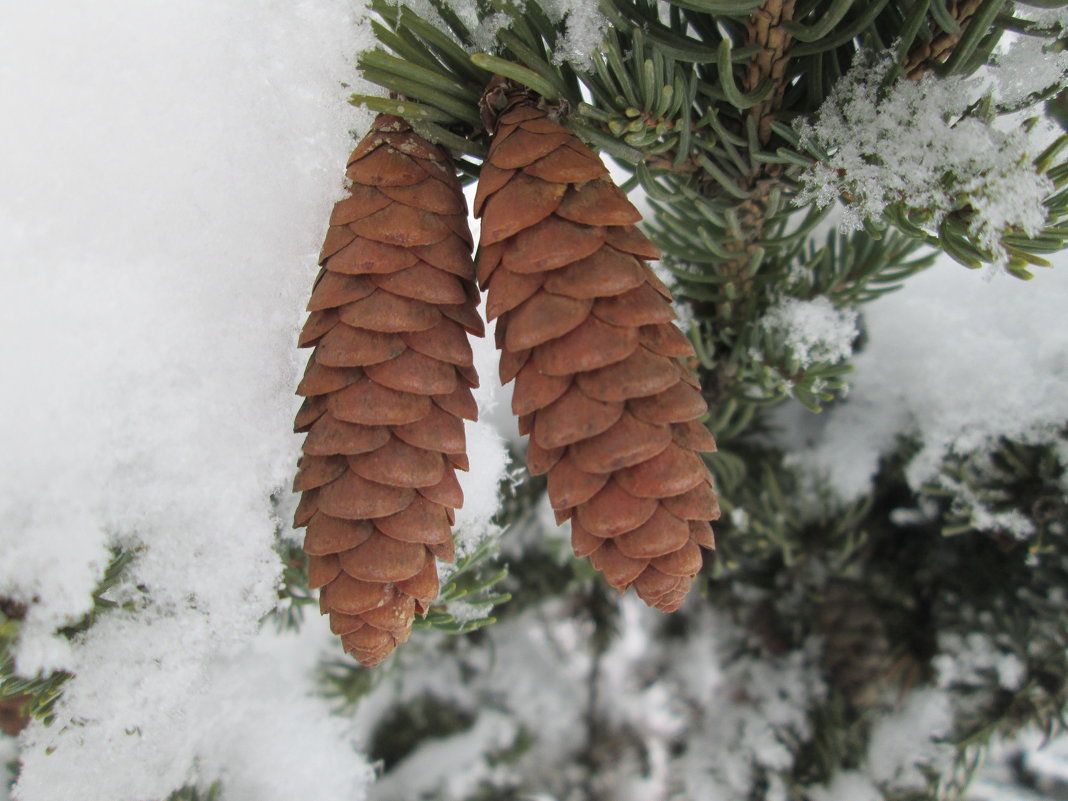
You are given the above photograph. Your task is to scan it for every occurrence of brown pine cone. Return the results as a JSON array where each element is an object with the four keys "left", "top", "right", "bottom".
[
  {"left": 475, "top": 101, "right": 719, "bottom": 612},
  {"left": 294, "top": 114, "right": 482, "bottom": 666}
]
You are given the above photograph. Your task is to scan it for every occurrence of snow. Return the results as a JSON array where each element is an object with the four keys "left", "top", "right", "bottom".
[
  {"left": 935, "top": 633, "right": 1027, "bottom": 693},
  {"left": 789, "top": 254, "right": 1068, "bottom": 502},
  {"left": 392, "top": 0, "right": 608, "bottom": 67},
  {"left": 676, "top": 622, "right": 825, "bottom": 801},
  {"left": 535, "top": 0, "right": 610, "bottom": 68},
  {"left": 452, "top": 322, "right": 512, "bottom": 560},
  {"left": 993, "top": 33, "right": 1068, "bottom": 109},
  {"left": 13, "top": 618, "right": 376, "bottom": 801},
  {"left": 807, "top": 771, "right": 881, "bottom": 801},
  {"left": 971, "top": 729, "right": 1068, "bottom": 801},
  {"left": 759, "top": 296, "right": 859, "bottom": 369},
  {"left": 1015, "top": 5, "right": 1068, "bottom": 30},
  {"left": 1024, "top": 735, "right": 1068, "bottom": 790},
  {"left": 0, "top": 738, "right": 16, "bottom": 801},
  {"left": 368, "top": 710, "right": 517, "bottom": 800},
  {"left": 795, "top": 53, "right": 1061, "bottom": 267},
  {"left": 0, "top": 1, "right": 388, "bottom": 799},
  {"left": 347, "top": 598, "right": 594, "bottom": 801},
  {"left": 866, "top": 688, "right": 954, "bottom": 787},
  {"left": 345, "top": 599, "right": 829, "bottom": 801}
]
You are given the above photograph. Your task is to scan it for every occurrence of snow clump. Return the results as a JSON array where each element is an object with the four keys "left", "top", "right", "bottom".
[
  {"left": 760, "top": 296, "right": 859, "bottom": 369},
  {"left": 795, "top": 53, "right": 1059, "bottom": 267}
]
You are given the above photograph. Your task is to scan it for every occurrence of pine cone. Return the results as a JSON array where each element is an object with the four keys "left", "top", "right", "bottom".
[
  {"left": 475, "top": 101, "right": 719, "bottom": 611},
  {"left": 294, "top": 114, "right": 482, "bottom": 666}
]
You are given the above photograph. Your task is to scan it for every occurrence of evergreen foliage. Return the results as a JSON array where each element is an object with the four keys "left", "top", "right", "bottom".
[
  {"left": 3, "top": 1, "right": 1065, "bottom": 798},
  {"left": 0, "top": 548, "right": 135, "bottom": 728},
  {"left": 412, "top": 537, "right": 512, "bottom": 635}
]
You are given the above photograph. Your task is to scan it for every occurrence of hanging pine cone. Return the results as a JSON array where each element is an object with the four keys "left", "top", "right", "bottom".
[
  {"left": 294, "top": 114, "right": 482, "bottom": 666},
  {"left": 475, "top": 96, "right": 720, "bottom": 612}
]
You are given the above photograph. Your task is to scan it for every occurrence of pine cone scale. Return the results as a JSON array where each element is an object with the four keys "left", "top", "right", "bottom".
[
  {"left": 327, "top": 237, "right": 420, "bottom": 274},
  {"left": 511, "top": 362, "right": 570, "bottom": 415},
  {"left": 307, "top": 554, "right": 341, "bottom": 588},
  {"left": 297, "top": 361, "right": 360, "bottom": 396},
  {"left": 372, "top": 264, "right": 467, "bottom": 304},
  {"left": 575, "top": 479, "right": 659, "bottom": 536},
  {"left": 347, "top": 438, "right": 446, "bottom": 487},
  {"left": 392, "top": 405, "right": 467, "bottom": 452},
  {"left": 547, "top": 455, "right": 609, "bottom": 508},
  {"left": 303, "top": 515, "right": 373, "bottom": 555},
  {"left": 293, "top": 455, "right": 347, "bottom": 492},
  {"left": 639, "top": 323, "right": 696, "bottom": 357},
  {"left": 532, "top": 387, "right": 622, "bottom": 448},
  {"left": 320, "top": 573, "right": 395, "bottom": 615},
  {"left": 302, "top": 415, "right": 388, "bottom": 456},
  {"left": 338, "top": 534, "right": 428, "bottom": 582},
  {"left": 375, "top": 496, "right": 452, "bottom": 543},
  {"left": 531, "top": 316, "right": 638, "bottom": 375},
  {"left": 472, "top": 164, "right": 516, "bottom": 216},
  {"left": 317, "top": 472, "right": 415, "bottom": 519},
  {"left": 555, "top": 179, "right": 642, "bottom": 225},
  {"left": 588, "top": 541, "right": 648, "bottom": 586},
  {"left": 616, "top": 443, "right": 710, "bottom": 497},
  {"left": 306, "top": 273, "right": 376, "bottom": 310},
  {"left": 337, "top": 292, "right": 441, "bottom": 332},
  {"left": 485, "top": 269, "right": 545, "bottom": 320},
  {"left": 502, "top": 217, "right": 605, "bottom": 273},
  {"left": 329, "top": 188, "right": 394, "bottom": 225},
  {"left": 502, "top": 293, "right": 591, "bottom": 350},
  {"left": 314, "top": 326, "right": 405, "bottom": 367},
  {"left": 363, "top": 349, "right": 458, "bottom": 395},
  {"left": 613, "top": 506, "right": 690, "bottom": 558},
  {"left": 479, "top": 173, "right": 566, "bottom": 244},
  {"left": 651, "top": 541, "right": 703, "bottom": 576},
  {"left": 327, "top": 379, "right": 430, "bottom": 425},
  {"left": 574, "top": 347, "right": 679, "bottom": 402},
  {"left": 379, "top": 180, "right": 466, "bottom": 214},
  {"left": 489, "top": 128, "right": 573, "bottom": 169},
  {"left": 430, "top": 384, "right": 478, "bottom": 421},
  {"left": 298, "top": 309, "right": 339, "bottom": 346},
  {"left": 345, "top": 146, "right": 427, "bottom": 186},
  {"left": 541, "top": 247, "right": 646, "bottom": 298},
  {"left": 568, "top": 412, "right": 673, "bottom": 474},
  {"left": 523, "top": 147, "right": 608, "bottom": 183}
]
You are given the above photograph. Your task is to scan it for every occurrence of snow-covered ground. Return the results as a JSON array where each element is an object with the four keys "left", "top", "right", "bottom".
[{"left": 1, "top": 2, "right": 1066, "bottom": 801}]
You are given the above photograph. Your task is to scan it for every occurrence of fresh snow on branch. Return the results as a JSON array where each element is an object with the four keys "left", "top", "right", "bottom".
[
  {"left": 759, "top": 297, "right": 859, "bottom": 370},
  {"left": 795, "top": 52, "right": 1063, "bottom": 267},
  {"left": 790, "top": 253, "right": 1068, "bottom": 507},
  {"left": 403, "top": 0, "right": 609, "bottom": 67},
  {"left": 534, "top": 0, "right": 610, "bottom": 67}
]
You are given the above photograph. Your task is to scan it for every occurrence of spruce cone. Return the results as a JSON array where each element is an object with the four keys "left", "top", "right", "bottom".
[
  {"left": 294, "top": 114, "right": 482, "bottom": 666},
  {"left": 475, "top": 101, "right": 720, "bottom": 612}
]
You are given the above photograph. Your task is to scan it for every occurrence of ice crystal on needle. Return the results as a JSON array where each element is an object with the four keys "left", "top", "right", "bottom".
[
  {"left": 796, "top": 54, "right": 1056, "bottom": 267},
  {"left": 760, "top": 297, "right": 858, "bottom": 370}
]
